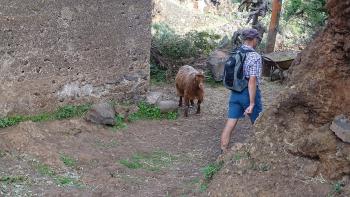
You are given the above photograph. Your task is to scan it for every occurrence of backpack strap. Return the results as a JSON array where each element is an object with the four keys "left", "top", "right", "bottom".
[
  {"left": 230, "top": 46, "right": 255, "bottom": 54},
  {"left": 238, "top": 46, "right": 255, "bottom": 54},
  {"left": 237, "top": 46, "right": 256, "bottom": 81}
]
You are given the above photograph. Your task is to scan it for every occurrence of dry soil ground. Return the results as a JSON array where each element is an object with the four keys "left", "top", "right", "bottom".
[{"left": 0, "top": 80, "right": 281, "bottom": 197}]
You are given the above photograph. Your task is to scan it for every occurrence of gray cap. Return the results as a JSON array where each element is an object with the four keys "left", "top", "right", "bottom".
[{"left": 242, "top": 28, "right": 261, "bottom": 40}]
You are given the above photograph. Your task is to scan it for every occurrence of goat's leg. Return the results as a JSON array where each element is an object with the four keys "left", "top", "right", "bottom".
[
  {"left": 184, "top": 98, "right": 190, "bottom": 117},
  {"left": 196, "top": 99, "right": 202, "bottom": 114},
  {"left": 190, "top": 100, "right": 194, "bottom": 108},
  {"left": 178, "top": 96, "right": 183, "bottom": 107}
]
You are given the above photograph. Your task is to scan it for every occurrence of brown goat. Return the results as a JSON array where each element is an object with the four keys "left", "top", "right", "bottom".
[{"left": 175, "top": 65, "right": 205, "bottom": 117}]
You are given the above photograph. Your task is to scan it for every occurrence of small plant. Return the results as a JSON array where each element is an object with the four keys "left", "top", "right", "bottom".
[
  {"left": 55, "top": 175, "right": 79, "bottom": 186},
  {"left": 0, "top": 150, "right": 6, "bottom": 158},
  {"left": 60, "top": 153, "right": 77, "bottom": 168},
  {"left": 0, "top": 176, "right": 27, "bottom": 184},
  {"left": 199, "top": 183, "right": 208, "bottom": 193},
  {"left": 37, "top": 163, "right": 56, "bottom": 177},
  {"left": 233, "top": 153, "right": 242, "bottom": 161},
  {"left": 201, "top": 161, "right": 223, "bottom": 180},
  {"left": 112, "top": 115, "right": 128, "bottom": 130},
  {"left": 119, "top": 159, "right": 143, "bottom": 170},
  {"left": 250, "top": 161, "right": 270, "bottom": 172},
  {"left": 119, "top": 150, "right": 177, "bottom": 172},
  {"left": 166, "top": 111, "right": 178, "bottom": 120},
  {"left": 332, "top": 181, "right": 344, "bottom": 195}
]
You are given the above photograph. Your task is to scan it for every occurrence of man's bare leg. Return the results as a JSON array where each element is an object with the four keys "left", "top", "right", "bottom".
[{"left": 220, "top": 119, "right": 239, "bottom": 153}]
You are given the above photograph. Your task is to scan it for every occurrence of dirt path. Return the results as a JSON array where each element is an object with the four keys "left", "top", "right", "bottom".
[{"left": 0, "top": 81, "right": 281, "bottom": 197}]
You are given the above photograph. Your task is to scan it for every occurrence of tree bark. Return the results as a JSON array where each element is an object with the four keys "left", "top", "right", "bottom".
[{"left": 265, "top": 0, "right": 282, "bottom": 53}]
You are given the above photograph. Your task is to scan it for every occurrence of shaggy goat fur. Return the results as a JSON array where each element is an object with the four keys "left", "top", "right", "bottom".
[{"left": 175, "top": 65, "right": 205, "bottom": 117}]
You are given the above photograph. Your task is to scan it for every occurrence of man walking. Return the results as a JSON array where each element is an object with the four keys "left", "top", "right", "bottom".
[{"left": 220, "top": 28, "right": 263, "bottom": 153}]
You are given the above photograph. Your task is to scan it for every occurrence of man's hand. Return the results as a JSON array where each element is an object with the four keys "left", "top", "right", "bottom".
[
  {"left": 244, "top": 103, "right": 255, "bottom": 116},
  {"left": 247, "top": 76, "right": 257, "bottom": 116}
]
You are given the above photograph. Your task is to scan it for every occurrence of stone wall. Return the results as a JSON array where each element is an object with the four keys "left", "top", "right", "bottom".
[{"left": 0, "top": 0, "right": 152, "bottom": 116}]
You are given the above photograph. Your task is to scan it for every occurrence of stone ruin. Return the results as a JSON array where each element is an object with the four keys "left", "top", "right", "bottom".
[{"left": 0, "top": 0, "right": 152, "bottom": 117}]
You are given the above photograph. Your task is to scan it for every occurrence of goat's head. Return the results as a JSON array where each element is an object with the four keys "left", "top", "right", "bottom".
[{"left": 195, "top": 73, "right": 205, "bottom": 89}]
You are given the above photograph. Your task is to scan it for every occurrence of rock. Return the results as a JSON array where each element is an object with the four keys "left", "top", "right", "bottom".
[
  {"left": 341, "top": 175, "right": 350, "bottom": 185},
  {"left": 207, "top": 49, "right": 230, "bottom": 82},
  {"left": 282, "top": 70, "right": 288, "bottom": 79},
  {"left": 157, "top": 100, "right": 178, "bottom": 113},
  {"left": 146, "top": 92, "right": 163, "bottom": 105},
  {"left": 218, "top": 35, "right": 230, "bottom": 49},
  {"left": 270, "top": 68, "right": 283, "bottom": 81},
  {"left": 231, "top": 143, "right": 245, "bottom": 151},
  {"left": 85, "top": 102, "right": 115, "bottom": 126},
  {"left": 114, "top": 104, "right": 139, "bottom": 122},
  {"left": 114, "top": 104, "right": 138, "bottom": 116},
  {"left": 303, "top": 161, "right": 319, "bottom": 177},
  {"left": 330, "top": 115, "right": 350, "bottom": 143}
]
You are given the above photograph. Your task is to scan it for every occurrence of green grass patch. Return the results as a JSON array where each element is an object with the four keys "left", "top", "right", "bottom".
[
  {"left": 249, "top": 161, "right": 270, "bottom": 172},
  {"left": 0, "top": 104, "right": 91, "bottom": 129},
  {"left": 34, "top": 162, "right": 82, "bottom": 187},
  {"left": 111, "top": 102, "right": 178, "bottom": 132},
  {"left": 119, "top": 150, "right": 177, "bottom": 172},
  {"left": 53, "top": 104, "right": 91, "bottom": 120},
  {"left": 0, "top": 115, "right": 26, "bottom": 128},
  {"left": 60, "top": 153, "right": 77, "bottom": 168},
  {"left": 199, "top": 182, "right": 209, "bottom": 193},
  {"left": 201, "top": 161, "right": 223, "bottom": 180},
  {"left": 0, "top": 176, "right": 27, "bottom": 184},
  {"left": 129, "top": 102, "right": 178, "bottom": 121},
  {"left": 95, "top": 139, "right": 118, "bottom": 149},
  {"left": 198, "top": 161, "right": 223, "bottom": 193},
  {"left": 119, "top": 159, "right": 143, "bottom": 170},
  {"left": 37, "top": 163, "right": 56, "bottom": 177},
  {"left": 112, "top": 115, "right": 128, "bottom": 131},
  {"left": 55, "top": 175, "right": 81, "bottom": 186}
]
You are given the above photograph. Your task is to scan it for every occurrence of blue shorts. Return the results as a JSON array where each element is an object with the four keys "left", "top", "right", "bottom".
[{"left": 228, "top": 88, "right": 263, "bottom": 123}]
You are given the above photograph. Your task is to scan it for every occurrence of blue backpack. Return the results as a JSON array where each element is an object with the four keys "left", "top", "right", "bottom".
[{"left": 223, "top": 47, "right": 254, "bottom": 92}]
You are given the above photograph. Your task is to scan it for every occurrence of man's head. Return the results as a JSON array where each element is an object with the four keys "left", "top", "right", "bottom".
[{"left": 242, "top": 28, "right": 261, "bottom": 49}]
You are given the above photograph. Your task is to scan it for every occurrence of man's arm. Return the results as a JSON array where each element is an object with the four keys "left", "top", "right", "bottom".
[
  {"left": 245, "top": 52, "right": 261, "bottom": 115},
  {"left": 245, "top": 76, "right": 257, "bottom": 115}
]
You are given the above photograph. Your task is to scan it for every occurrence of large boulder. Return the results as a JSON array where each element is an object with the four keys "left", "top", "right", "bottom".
[
  {"left": 207, "top": 49, "right": 230, "bottom": 81},
  {"left": 330, "top": 115, "right": 350, "bottom": 143},
  {"left": 157, "top": 100, "right": 178, "bottom": 113},
  {"left": 146, "top": 92, "right": 163, "bottom": 105},
  {"left": 85, "top": 102, "right": 115, "bottom": 126}
]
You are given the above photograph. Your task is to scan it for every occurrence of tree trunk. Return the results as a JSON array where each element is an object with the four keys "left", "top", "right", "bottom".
[{"left": 265, "top": 0, "right": 282, "bottom": 53}]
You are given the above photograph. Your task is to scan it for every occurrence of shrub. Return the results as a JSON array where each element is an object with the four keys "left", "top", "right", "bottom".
[
  {"left": 201, "top": 161, "right": 223, "bottom": 180},
  {"left": 152, "top": 23, "right": 220, "bottom": 60},
  {"left": 150, "top": 63, "right": 167, "bottom": 84},
  {"left": 283, "top": 0, "right": 327, "bottom": 28}
]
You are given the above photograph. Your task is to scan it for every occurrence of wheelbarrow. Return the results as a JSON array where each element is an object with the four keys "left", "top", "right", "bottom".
[{"left": 262, "top": 51, "right": 299, "bottom": 81}]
